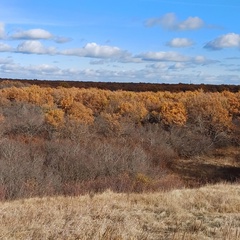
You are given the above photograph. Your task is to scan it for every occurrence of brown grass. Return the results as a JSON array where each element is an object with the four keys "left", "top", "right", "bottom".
[{"left": 0, "top": 183, "right": 239, "bottom": 240}]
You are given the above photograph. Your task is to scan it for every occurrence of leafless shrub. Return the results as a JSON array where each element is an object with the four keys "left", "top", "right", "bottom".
[
  {"left": 59, "top": 119, "right": 91, "bottom": 141},
  {"left": 43, "top": 136, "right": 150, "bottom": 183},
  {"left": 137, "top": 124, "right": 177, "bottom": 167},
  {"left": 0, "top": 139, "right": 40, "bottom": 199},
  {"left": 212, "top": 131, "right": 232, "bottom": 148},
  {"left": 0, "top": 138, "right": 63, "bottom": 200},
  {"left": 169, "top": 125, "right": 213, "bottom": 158},
  {"left": 1, "top": 102, "right": 45, "bottom": 138}
]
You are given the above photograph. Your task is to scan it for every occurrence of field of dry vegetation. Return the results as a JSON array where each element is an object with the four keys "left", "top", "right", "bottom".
[
  {"left": 0, "top": 183, "right": 239, "bottom": 239},
  {"left": 0, "top": 79, "right": 239, "bottom": 239}
]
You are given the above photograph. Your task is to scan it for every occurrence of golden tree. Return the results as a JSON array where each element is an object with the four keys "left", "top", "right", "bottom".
[
  {"left": 159, "top": 101, "right": 187, "bottom": 126},
  {"left": 45, "top": 109, "right": 65, "bottom": 128},
  {"left": 67, "top": 102, "right": 94, "bottom": 124},
  {"left": 185, "top": 91, "right": 232, "bottom": 135}
]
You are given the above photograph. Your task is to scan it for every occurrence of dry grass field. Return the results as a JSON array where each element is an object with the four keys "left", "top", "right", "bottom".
[{"left": 0, "top": 183, "right": 239, "bottom": 240}]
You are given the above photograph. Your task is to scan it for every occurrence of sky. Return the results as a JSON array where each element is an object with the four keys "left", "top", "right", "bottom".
[{"left": 0, "top": 0, "right": 240, "bottom": 85}]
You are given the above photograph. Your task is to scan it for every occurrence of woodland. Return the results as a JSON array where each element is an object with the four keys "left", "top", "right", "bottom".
[{"left": 0, "top": 79, "right": 239, "bottom": 200}]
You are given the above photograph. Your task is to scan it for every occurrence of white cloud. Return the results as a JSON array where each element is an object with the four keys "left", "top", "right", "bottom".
[
  {"left": 204, "top": 33, "right": 240, "bottom": 50},
  {"left": 145, "top": 13, "right": 204, "bottom": 31},
  {"left": 138, "top": 51, "right": 190, "bottom": 62},
  {"left": 0, "top": 22, "right": 5, "bottom": 39},
  {"left": 0, "top": 42, "right": 12, "bottom": 52},
  {"left": 145, "top": 13, "right": 176, "bottom": 29},
  {"left": 54, "top": 36, "right": 72, "bottom": 43},
  {"left": 16, "top": 40, "right": 56, "bottom": 54},
  {"left": 166, "top": 38, "right": 194, "bottom": 47},
  {"left": 61, "top": 42, "right": 129, "bottom": 59},
  {"left": 178, "top": 17, "right": 204, "bottom": 30},
  {"left": 11, "top": 29, "right": 53, "bottom": 40}
]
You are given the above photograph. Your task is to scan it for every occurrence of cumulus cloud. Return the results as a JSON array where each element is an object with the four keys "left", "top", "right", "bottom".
[
  {"left": 166, "top": 38, "right": 194, "bottom": 47},
  {"left": 16, "top": 40, "right": 56, "bottom": 54},
  {"left": 0, "top": 22, "right": 5, "bottom": 39},
  {"left": 204, "top": 33, "right": 240, "bottom": 50},
  {"left": 137, "top": 51, "right": 190, "bottom": 62},
  {"left": 178, "top": 17, "right": 204, "bottom": 30},
  {"left": 11, "top": 29, "right": 53, "bottom": 40},
  {"left": 145, "top": 13, "right": 204, "bottom": 31},
  {"left": 61, "top": 42, "right": 129, "bottom": 59}
]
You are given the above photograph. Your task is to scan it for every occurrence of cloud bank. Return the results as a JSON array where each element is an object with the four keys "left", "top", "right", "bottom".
[{"left": 61, "top": 42, "right": 129, "bottom": 59}]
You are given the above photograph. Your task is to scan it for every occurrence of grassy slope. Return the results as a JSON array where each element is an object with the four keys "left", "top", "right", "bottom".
[{"left": 0, "top": 183, "right": 239, "bottom": 240}]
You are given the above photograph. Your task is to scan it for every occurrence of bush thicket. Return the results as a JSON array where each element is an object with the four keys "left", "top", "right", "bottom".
[{"left": 0, "top": 80, "right": 239, "bottom": 200}]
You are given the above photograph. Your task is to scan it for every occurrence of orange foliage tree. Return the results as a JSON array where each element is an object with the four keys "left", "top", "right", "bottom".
[
  {"left": 67, "top": 102, "right": 94, "bottom": 124},
  {"left": 45, "top": 109, "right": 65, "bottom": 128},
  {"left": 0, "top": 84, "right": 239, "bottom": 135},
  {"left": 185, "top": 91, "right": 232, "bottom": 135}
]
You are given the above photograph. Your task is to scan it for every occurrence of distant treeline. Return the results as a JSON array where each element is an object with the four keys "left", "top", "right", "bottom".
[{"left": 0, "top": 78, "right": 240, "bottom": 92}]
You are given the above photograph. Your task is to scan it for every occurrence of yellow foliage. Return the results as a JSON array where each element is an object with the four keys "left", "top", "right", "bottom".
[
  {"left": 60, "top": 95, "right": 74, "bottom": 110},
  {"left": 117, "top": 101, "right": 148, "bottom": 123},
  {"left": 222, "top": 91, "right": 240, "bottom": 117},
  {"left": 2, "top": 87, "right": 28, "bottom": 102},
  {"left": 45, "top": 109, "right": 65, "bottom": 128},
  {"left": 25, "top": 86, "right": 54, "bottom": 107},
  {"left": 186, "top": 92, "right": 232, "bottom": 132},
  {"left": 160, "top": 101, "right": 187, "bottom": 126},
  {"left": 67, "top": 102, "right": 94, "bottom": 124},
  {"left": 0, "top": 84, "right": 239, "bottom": 132},
  {"left": 74, "top": 88, "right": 109, "bottom": 113}
]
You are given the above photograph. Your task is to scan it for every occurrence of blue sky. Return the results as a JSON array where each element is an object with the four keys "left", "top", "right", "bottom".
[{"left": 0, "top": 0, "right": 240, "bottom": 84}]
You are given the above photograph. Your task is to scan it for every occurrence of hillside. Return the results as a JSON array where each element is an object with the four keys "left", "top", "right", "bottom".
[
  {"left": 0, "top": 183, "right": 239, "bottom": 239},
  {"left": 0, "top": 79, "right": 239, "bottom": 239},
  {"left": 0, "top": 79, "right": 239, "bottom": 200}
]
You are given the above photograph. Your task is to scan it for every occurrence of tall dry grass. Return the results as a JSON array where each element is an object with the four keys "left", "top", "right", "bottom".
[{"left": 0, "top": 183, "right": 239, "bottom": 239}]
